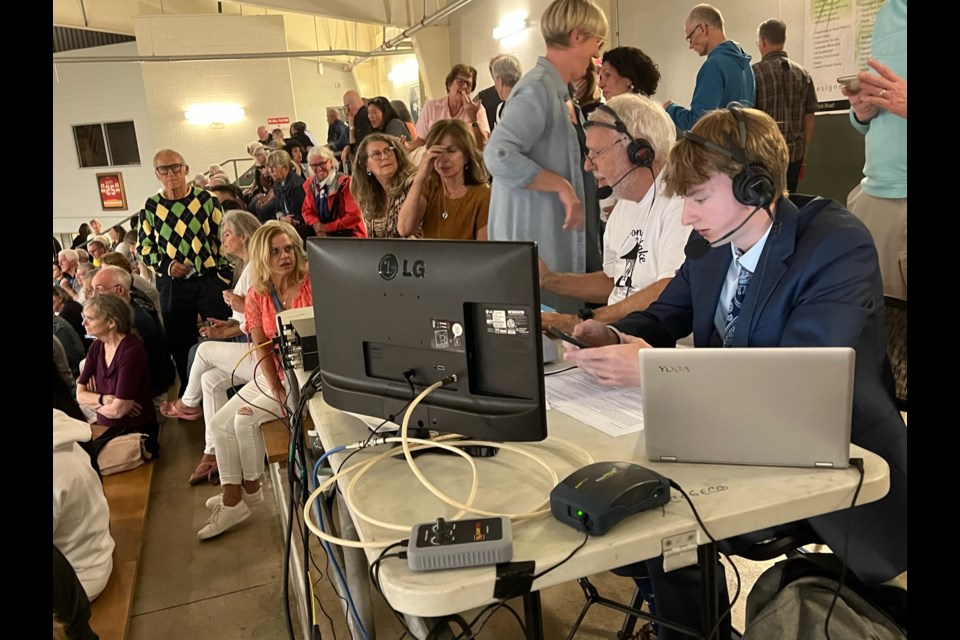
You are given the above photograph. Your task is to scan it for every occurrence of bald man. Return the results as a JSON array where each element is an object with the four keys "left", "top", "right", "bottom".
[
  {"left": 326, "top": 108, "right": 349, "bottom": 153},
  {"left": 341, "top": 90, "right": 375, "bottom": 172}
]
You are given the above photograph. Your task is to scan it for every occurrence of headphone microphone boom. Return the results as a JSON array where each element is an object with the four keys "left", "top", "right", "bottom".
[{"left": 596, "top": 164, "right": 642, "bottom": 199}]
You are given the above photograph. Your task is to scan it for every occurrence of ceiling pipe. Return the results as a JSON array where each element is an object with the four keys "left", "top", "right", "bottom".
[
  {"left": 51, "top": 46, "right": 414, "bottom": 64},
  {"left": 343, "top": 0, "right": 474, "bottom": 71}
]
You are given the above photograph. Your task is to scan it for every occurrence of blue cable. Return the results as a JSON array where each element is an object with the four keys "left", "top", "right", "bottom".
[{"left": 309, "top": 447, "right": 370, "bottom": 640}]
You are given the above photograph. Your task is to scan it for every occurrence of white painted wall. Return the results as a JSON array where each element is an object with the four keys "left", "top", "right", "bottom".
[
  {"left": 289, "top": 58, "right": 358, "bottom": 142},
  {"left": 53, "top": 42, "right": 158, "bottom": 234},
  {"left": 133, "top": 14, "right": 297, "bottom": 179}
]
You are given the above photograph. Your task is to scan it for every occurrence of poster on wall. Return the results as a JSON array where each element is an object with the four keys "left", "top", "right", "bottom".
[
  {"left": 97, "top": 172, "right": 127, "bottom": 211},
  {"left": 804, "top": 0, "right": 886, "bottom": 105}
]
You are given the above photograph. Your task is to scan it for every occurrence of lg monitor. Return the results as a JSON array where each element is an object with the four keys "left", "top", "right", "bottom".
[{"left": 307, "top": 238, "right": 547, "bottom": 445}]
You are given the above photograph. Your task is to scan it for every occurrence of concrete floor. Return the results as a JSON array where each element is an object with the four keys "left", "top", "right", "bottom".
[{"left": 127, "top": 416, "right": 822, "bottom": 639}]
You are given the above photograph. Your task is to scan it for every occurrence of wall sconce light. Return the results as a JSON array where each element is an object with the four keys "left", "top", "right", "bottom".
[
  {"left": 184, "top": 105, "right": 246, "bottom": 126},
  {"left": 388, "top": 60, "right": 420, "bottom": 86},
  {"left": 493, "top": 12, "right": 529, "bottom": 41}
]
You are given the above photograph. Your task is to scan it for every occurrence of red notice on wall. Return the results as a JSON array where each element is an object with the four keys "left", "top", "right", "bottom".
[{"left": 267, "top": 117, "right": 290, "bottom": 125}]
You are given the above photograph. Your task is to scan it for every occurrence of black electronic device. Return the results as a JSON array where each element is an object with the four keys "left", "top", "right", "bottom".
[
  {"left": 307, "top": 238, "right": 547, "bottom": 445},
  {"left": 550, "top": 461, "right": 671, "bottom": 535},
  {"left": 544, "top": 326, "right": 591, "bottom": 349}
]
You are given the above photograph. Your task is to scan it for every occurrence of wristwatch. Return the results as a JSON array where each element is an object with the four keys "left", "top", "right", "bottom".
[{"left": 577, "top": 307, "right": 595, "bottom": 321}]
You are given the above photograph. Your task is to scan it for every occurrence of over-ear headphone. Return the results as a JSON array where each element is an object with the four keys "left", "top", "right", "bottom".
[
  {"left": 681, "top": 103, "right": 776, "bottom": 207},
  {"left": 587, "top": 104, "right": 655, "bottom": 169}
]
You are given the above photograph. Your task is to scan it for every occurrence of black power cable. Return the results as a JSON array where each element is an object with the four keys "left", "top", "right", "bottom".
[{"left": 824, "top": 457, "right": 866, "bottom": 640}]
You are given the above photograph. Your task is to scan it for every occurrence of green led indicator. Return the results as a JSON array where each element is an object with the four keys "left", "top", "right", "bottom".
[{"left": 577, "top": 510, "right": 584, "bottom": 517}]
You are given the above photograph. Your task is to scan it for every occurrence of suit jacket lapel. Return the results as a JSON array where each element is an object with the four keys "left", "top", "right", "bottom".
[
  {"left": 692, "top": 242, "right": 732, "bottom": 346},
  {"left": 732, "top": 200, "right": 800, "bottom": 347}
]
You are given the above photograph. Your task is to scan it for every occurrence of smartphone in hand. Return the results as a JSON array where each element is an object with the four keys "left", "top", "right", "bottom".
[
  {"left": 545, "top": 326, "right": 591, "bottom": 349},
  {"left": 837, "top": 74, "right": 861, "bottom": 92}
]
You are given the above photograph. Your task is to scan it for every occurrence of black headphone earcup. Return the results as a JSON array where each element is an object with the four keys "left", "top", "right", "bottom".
[
  {"left": 627, "top": 139, "right": 655, "bottom": 168},
  {"left": 733, "top": 165, "right": 775, "bottom": 207}
]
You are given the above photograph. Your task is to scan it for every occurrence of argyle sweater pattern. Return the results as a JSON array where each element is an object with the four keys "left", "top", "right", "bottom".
[{"left": 139, "top": 188, "right": 226, "bottom": 276}]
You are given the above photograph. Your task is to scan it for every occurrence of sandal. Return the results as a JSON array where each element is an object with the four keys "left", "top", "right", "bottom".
[
  {"left": 188, "top": 460, "right": 220, "bottom": 486},
  {"left": 161, "top": 400, "right": 203, "bottom": 421}
]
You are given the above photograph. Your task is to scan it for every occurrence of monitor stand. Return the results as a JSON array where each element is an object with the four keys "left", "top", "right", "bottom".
[{"left": 391, "top": 426, "right": 500, "bottom": 458}]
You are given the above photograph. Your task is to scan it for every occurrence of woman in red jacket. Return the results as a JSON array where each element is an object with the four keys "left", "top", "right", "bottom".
[{"left": 301, "top": 146, "right": 368, "bottom": 238}]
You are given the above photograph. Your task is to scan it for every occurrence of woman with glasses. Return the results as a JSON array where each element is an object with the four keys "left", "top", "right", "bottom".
[
  {"left": 406, "top": 64, "right": 490, "bottom": 152},
  {"left": 483, "top": 0, "right": 609, "bottom": 313},
  {"left": 198, "top": 221, "right": 313, "bottom": 539},
  {"left": 398, "top": 119, "right": 490, "bottom": 240},
  {"left": 366, "top": 96, "right": 412, "bottom": 142},
  {"left": 301, "top": 146, "right": 367, "bottom": 238},
  {"left": 349, "top": 134, "right": 418, "bottom": 238},
  {"left": 76, "top": 294, "right": 160, "bottom": 464}
]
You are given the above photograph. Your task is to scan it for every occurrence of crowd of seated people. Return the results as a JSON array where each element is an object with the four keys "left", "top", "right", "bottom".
[{"left": 52, "top": 6, "right": 905, "bottom": 637}]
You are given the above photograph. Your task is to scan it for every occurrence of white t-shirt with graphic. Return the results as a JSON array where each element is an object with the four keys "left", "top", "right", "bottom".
[{"left": 602, "top": 174, "right": 690, "bottom": 306}]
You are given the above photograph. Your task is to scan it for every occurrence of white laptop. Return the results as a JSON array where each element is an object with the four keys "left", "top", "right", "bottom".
[{"left": 640, "top": 348, "right": 854, "bottom": 469}]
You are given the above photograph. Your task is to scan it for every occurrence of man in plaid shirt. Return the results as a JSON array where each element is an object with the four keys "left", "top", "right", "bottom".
[
  {"left": 139, "top": 148, "right": 231, "bottom": 394},
  {"left": 752, "top": 19, "right": 818, "bottom": 192}
]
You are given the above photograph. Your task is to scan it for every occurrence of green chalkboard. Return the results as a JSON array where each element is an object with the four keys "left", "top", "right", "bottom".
[{"left": 796, "top": 112, "right": 866, "bottom": 205}]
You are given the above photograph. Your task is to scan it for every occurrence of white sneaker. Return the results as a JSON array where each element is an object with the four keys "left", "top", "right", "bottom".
[
  {"left": 198, "top": 501, "right": 251, "bottom": 540},
  {"left": 205, "top": 484, "right": 264, "bottom": 510}
]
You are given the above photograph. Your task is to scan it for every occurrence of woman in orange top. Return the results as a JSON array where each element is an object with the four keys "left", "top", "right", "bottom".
[
  {"left": 198, "top": 221, "right": 312, "bottom": 540},
  {"left": 397, "top": 119, "right": 490, "bottom": 240}
]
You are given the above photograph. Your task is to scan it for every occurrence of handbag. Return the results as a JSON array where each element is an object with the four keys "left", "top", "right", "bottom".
[{"left": 96, "top": 433, "right": 151, "bottom": 476}]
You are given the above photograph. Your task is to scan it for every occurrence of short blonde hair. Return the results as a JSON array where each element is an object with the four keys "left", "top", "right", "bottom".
[
  {"left": 247, "top": 221, "right": 308, "bottom": 295},
  {"left": 664, "top": 107, "right": 788, "bottom": 201},
  {"left": 540, "top": 0, "right": 609, "bottom": 48}
]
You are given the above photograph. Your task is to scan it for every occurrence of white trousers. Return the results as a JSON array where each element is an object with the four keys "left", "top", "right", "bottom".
[
  {"left": 211, "top": 373, "right": 285, "bottom": 486},
  {"left": 181, "top": 341, "right": 255, "bottom": 455}
]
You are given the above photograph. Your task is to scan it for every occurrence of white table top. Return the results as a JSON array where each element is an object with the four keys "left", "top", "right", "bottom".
[{"left": 303, "top": 382, "right": 889, "bottom": 618}]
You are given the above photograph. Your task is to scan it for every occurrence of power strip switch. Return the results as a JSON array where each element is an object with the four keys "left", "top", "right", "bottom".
[{"left": 406, "top": 516, "right": 512, "bottom": 571}]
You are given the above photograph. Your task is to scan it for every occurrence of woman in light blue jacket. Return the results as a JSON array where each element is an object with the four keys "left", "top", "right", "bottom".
[{"left": 483, "top": 0, "right": 609, "bottom": 312}]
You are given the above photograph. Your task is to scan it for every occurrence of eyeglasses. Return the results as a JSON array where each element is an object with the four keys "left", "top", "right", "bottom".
[
  {"left": 685, "top": 23, "right": 703, "bottom": 43},
  {"left": 585, "top": 138, "right": 624, "bottom": 163},
  {"left": 93, "top": 283, "right": 123, "bottom": 294},
  {"left": 270, "top": 244, "right": 296, "bottom": 258},
  {"left": 155, "top": 163, "right": 185, "bottom": 175},
  {"left": 367, "top": 147, "right": 396, "bottom": 161},
  {"left": 309, "top": 161, "right": 331, "bottom": 169},
  {"left": 454, "top": 77, "right": 473, "bottom": 86}
]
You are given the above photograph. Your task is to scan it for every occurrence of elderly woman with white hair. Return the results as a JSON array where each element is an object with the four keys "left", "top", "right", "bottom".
[{"left": 301, "top": 146, "right": 368, "bottom": 237}]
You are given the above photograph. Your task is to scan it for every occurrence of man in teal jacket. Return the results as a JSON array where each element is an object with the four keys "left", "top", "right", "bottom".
[{"left": 663, "top": 4, "right": 756, "bottom": 130}]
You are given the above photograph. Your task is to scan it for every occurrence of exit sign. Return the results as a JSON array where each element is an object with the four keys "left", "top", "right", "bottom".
[{"left": 267, "top": 117, "right": 290, "bottom": 125}]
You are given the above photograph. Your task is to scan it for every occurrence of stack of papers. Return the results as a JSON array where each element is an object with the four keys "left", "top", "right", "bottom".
[{"left": 544, "top": 368, "right": 645, "bottom": 437}]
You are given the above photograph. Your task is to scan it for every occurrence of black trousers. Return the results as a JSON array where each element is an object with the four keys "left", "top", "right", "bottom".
[
  {"left": 156, "top": 272, "right": 230, "bottom": 394},
  {"left": 53, "top": 544, "right": 99, "bottom": 640},
  {"left": 787, "top": 158, "right": 803, "bottom": 194}
]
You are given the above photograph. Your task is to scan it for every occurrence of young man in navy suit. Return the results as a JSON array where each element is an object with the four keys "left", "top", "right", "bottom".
[{"left": 565, "top": 106, "right": 907, "bottom": 639}]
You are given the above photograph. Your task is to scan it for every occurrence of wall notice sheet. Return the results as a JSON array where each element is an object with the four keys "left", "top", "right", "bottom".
[{"left": 544, "top": 368, "right": 644, "bottom": 437}]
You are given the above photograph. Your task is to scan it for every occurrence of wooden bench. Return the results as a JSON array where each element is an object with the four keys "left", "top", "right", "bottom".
[
  {"left": 262, "top": 419, "right": 292, "bottom": 465},
  {"left": 89, "top": 461, "right": 155, "bottom": 640}
]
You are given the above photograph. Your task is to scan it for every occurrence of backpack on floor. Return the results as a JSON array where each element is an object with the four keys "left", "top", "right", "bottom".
[{"left": 741, "top": 553, "right": 907, "bottom": 640}]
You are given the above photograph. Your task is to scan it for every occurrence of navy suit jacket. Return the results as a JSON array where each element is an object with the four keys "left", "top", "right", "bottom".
[{"left": 613, "top": 195, "right": 907, "bottom": 583}]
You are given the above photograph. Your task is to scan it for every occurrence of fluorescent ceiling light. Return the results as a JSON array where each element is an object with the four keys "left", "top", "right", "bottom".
[{"left": 184, "top": 105, "right": 245, "bottom": 125}]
